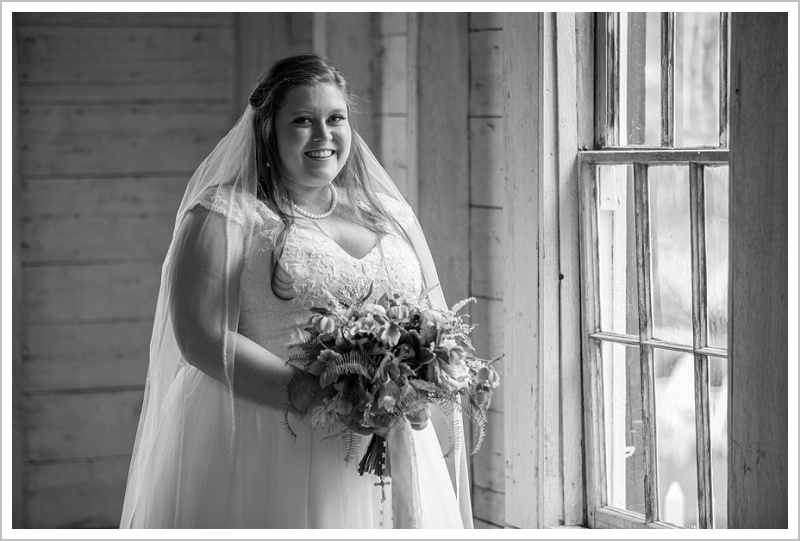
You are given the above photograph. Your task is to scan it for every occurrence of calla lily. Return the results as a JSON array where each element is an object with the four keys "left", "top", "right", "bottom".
[
  {"left": 419, "top": 309, "right": 445, "bottom": 341},
  {"left": 440, "top": 357, "right": 470, "bottom": 391},
  {"left": 477, "top": 365, "right": 501, "bottom": 389},
  {"left": 376, "top": 380, "right": 400, "bottom": 412},
  {"left": 309, "top": 314, "right": 336, "bottom": 334},
  {"left": 379, "top": 322, "right": 402, "bottom": 346}
]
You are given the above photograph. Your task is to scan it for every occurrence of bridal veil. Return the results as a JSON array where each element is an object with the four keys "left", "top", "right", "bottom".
[{"left": 120, "top": 93, "right": 473, "bottom": 528}]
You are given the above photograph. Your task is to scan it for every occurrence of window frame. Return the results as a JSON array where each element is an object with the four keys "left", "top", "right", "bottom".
[{"left": 578, "top": 12, "right": 731, "bottom": 529}]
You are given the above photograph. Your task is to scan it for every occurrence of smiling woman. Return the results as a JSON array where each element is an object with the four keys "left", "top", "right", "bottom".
[
  {"left": 118, "top": 53, "right": 473, "bottom": 529},
  {"left": 275, "top": 84, "right": 352, "bottom": 194}
]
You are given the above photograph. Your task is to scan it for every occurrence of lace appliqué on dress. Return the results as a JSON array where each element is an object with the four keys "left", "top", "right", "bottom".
[
  {"left": 235, "top": 193, "right": 424, "bottom": 351},
  {"left": 194, "top": 185, "right": 270, "bottom": 231}
]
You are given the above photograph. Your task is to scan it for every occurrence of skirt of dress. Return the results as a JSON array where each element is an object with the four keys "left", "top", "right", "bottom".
[{"left": 121, "top": 363, "right": 464, "bottom": 529}]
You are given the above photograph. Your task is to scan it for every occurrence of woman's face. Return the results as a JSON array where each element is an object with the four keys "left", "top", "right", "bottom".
[{"left": 274, "top": 83, "right": 352, "bottom": 190}]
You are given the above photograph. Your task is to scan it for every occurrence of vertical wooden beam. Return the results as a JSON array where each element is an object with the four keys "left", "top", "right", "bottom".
[
  {"left": 312, "top": 12, "right": 327, "bottom": 56},
  {"left": 660, "top": 13, "right": 675, "bottom": 147},
  {"left": 324, "top": 13, "right": 377, "bottom": 151},
  {"left": 595, "top": 13, "right": 619, "bottom": 148},
  {"left": 234, "top": 13, "right": 291, "bottom": 115},
  {"left": 12, "top": 13, "right": 25, "bottom": 527},
  {"left": 728, "top": 12, "right": 788, "bottom": 529},
  {"left": 417, "top": 16, "right": 471, "bottom": 527},
  {"left": 406, "top": 13, "right": 419, "bottom": 213},
  {"left": 503, "top": 12, "right": 542, "bottom": 529},
  {"left": 575, "top": 12, "right": 594, "bottom": 150},
  {"left": 555, "top": 12, "right": 586, "bottom": 526},
  {"left": 633, "top": 163, "right": 659, "bottom": 522},
  {"left": 689, "top": 163, "right": 713, "bottom": 528},
  {"left": 541, "top": 13, "right": 563, "bottom": 526},
  {"left": 417, "top": 13, "right": 469, "bottom": 306}
]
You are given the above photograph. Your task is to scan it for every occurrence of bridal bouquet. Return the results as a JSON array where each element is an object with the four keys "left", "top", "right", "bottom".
[{"left": 283, "top": 285, "right": 501, "bottom": 490}]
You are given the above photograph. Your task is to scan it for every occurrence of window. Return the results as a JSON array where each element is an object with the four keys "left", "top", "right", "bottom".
[{"left": 579, "top": 13, "right": 730, "bottom": 529}]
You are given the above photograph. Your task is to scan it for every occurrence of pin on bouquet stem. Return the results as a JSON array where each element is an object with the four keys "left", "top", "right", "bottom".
[{"left": 357, "top": 433, "right": 391, "bottom": 501}]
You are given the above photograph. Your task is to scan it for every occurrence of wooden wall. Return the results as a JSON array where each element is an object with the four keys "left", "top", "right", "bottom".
[
  {"left": 317, "top": 12, "right": 508, "bottom": 529},
  {"left": 13, "top": 11, "right": 510, "bottom": 529},
  {"left": 467, "top": 12, "right": 508, "bottom": 530},
  {"left": 13, "top": 12, "right": 310, "bottom": 528},
  {"left": 728, "top": 12, "right": 788, "bottom": 528},
  {"left": 375, "top": 13, "right": 418, "bottom": 212}
]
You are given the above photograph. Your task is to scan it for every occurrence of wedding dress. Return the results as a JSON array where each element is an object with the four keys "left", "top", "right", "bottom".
[{"left": 119, "top": 105, "right": 472, "bottom": 529}]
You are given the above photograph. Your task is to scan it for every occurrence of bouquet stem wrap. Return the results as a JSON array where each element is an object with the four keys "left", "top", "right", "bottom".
[{"left": 386, "top": 417, "right": 421, "bottom": 529}]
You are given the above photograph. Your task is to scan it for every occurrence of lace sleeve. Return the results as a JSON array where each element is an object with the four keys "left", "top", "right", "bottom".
[
  {"left": 375, "top": 193, "right": 417, "bottom": 232},
  {"left": 193, "top": 185, "right": 265, "bottom": 231}
]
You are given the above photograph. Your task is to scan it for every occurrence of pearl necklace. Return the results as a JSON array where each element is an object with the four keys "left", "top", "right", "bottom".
[{"left": 292, "top": 184, "right": 338, "bottom": 220}]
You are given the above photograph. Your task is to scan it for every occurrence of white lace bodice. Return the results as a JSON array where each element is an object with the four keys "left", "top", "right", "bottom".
[{"left": 194, "top": 187, "right": 424, "bottom": 360}]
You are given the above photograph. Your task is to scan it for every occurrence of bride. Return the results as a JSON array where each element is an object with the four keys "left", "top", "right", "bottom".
[{"left": 119, "top": 53, "right": 473, "bottom": 529}]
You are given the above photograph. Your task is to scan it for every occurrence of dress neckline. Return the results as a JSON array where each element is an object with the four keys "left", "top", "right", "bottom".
[{"left": 295, "top": 226, "right": 382, "bottom": 261}]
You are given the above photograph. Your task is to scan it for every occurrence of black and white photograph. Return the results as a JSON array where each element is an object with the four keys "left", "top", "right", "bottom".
[{"left": 4, "top": 3, "right": 795, "bottom": 534}]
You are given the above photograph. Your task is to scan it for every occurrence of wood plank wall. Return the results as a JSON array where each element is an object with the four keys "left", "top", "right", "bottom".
[
  {"left": 318, "top": 13, "right": 379, "bottom": 154},
  {"left": 14, "top": 11, "right": 511, "bottom": 528},
  {"left": 13, "top": 12, "right": 312, "bottom": 528},
  {"left": 728, "top": 12, "right": 788, "bottom": 528},
  {"left": 235, "top": 13, "right": 313, "bottom": 112},
  {"left": 417, "top": 12, "right": 470, "bottom": 309},
  {"left": 467, "top": 12, "right": 507, "bottom": 529},
  {"left": 15, "top": 13, "right": 237, "bottom": 527},
  {"left": 375, "top": 13, "right": 417, "bottom": 211},
  {"left": 344, "top": 13, "right": 508, "bottom": 528},
  {"left": 503, "top": 12, "right": 543, "bottom": 529}
]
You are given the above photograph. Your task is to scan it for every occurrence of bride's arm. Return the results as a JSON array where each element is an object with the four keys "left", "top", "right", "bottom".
[{"left": 169, "top": 205, "right": 295, "bottom": 409}]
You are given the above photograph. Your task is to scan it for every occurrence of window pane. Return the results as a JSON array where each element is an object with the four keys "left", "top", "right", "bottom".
[
  {"left": 650, "top": 166, "right": 693, "bottom": 345},
  {"left": 675, "top": 13, "right": 721, "bottom": 147},
  {"left": 622, "top": 12, "right": 661, "bottom": 146},
  {"left": 705, "top": 165, "right": 729, "bottom": 349},
  {"left": 602, "top": 341, "right": 645, "bottom": 515},
  {"left": 709, "top": 356, "right": 728, "bottom": 528},
  {"left": 597, "top": 165, "right": 639, "bottom": 335},
  {"left": 655, "top": 349, "right": 699, "bottom": 528}
]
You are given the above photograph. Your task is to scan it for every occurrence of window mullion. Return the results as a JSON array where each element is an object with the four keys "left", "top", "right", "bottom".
[
  {"left": 633, "top": 162, "right": 659, "bottom": 523},
  {"left": 690, "top": 163, "right": 715, "bottom": 528},
  {"left": 580, "top": 160, "right": 609, "bottom": 525},
  {"left": 719, "top": 13, "right": 730, "bottom": 147},
  {"left": 660, "top": 13, "right": 675, "bottom": 147}
]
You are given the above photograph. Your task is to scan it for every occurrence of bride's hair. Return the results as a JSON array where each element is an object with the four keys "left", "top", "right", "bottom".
[{"left": 248, "top": 53, "right": 399, "bottom": 300}]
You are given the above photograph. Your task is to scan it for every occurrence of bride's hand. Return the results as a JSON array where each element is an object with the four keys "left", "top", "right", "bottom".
[
  {"left": 406, "top": 404, "right": 431, "bottom": 432},
  {"left": 346, "top": 417, "right": 391, "bottom": 437}
]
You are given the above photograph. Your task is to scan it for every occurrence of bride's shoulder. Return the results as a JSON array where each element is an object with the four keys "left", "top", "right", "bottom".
[
  {"left": 194, "top": 185, "right": 281, "bottom": 232},
  {"left": 372, "top": 192, "right": 416, "bottom": 230}
]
